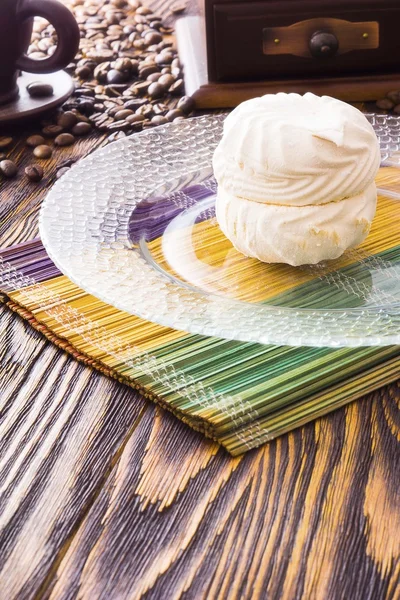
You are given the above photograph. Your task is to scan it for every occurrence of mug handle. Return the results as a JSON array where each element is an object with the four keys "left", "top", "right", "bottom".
[{"left": 16, "top": 0, "right": 80, "bottom": 74}]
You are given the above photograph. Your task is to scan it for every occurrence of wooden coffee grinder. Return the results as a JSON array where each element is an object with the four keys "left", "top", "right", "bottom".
[{"left": 176, "top": 0, "right": 400, "bottom": 108}]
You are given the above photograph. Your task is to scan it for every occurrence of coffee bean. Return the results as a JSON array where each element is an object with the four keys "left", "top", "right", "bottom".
[
  {"left": 42, "top": 125, "right": 64, "bottom": 138},
  {"left": 153, "top": 102, "right": 168, "bottom": 114},
  {"left": 56, "top": 167, "right": 71, "bottom": 179},
  {"left": 138, "top": 64, "right": 159, "bottom": 78},
  {"left": 136, "top": 5, "right": 152, "bottom": 14},
  {"left": 87, "top": 48, "right": 114, "bottom": 62},
  {"left": 27, "top": 82, "right": 54, "bottom": 98},
  {"left": 151, "top": 115, "right": 168, "bottom": 125},
  {"left": 58, "top": 111, "right": 79, "bottom": 129},
  {"left": 0, "top": 160, "right": 17, "bottom": 178},
  {"left": 107, "top": 120, "right": 131, "bottom": 131},
  {"left": 33, "top": 145, "right": 52, "bottom": 159},
  {"left": 144, "top": 31, "right": 163, "bottom": 45},
  {"left": 26, "top": 135, "right": 45, "bottom": 148},
  {"left": 94, "top": 62, "right": 110, "bottom": 83},
  {"left": 147, "top": 72, "right": 161, "bottom": 82},
  {"left": 170, "top": 1, "right": 187, "bottom": 14},
  {"left": 386, "top": 90, "right": 400, "bottom": 104},
  {"left": 155, "top": 51, "right": 174, "bottom": 66},
  {"left": 123, "top": 24, "right": 135, "bottom": 35},
  {"left": 114, "top": 57, "right": 132, "bottom": 72},
  {"left": 159, "top": 26, "right": 174, "bottom": 35},
  {"left": 177, "top": 95, "right": 195, "bottom": 114},
  {"left": 124, "top": 99, "right": 147, "bottom": 111},
  {"left": 75, "top": 87, "right": 95, "bottom": 97},
  {"left": 126, "top": 113, "right": 145, "bottom": 124},
  {"left": 133, "top": 81, "right": 151, "bottom": 95},
  {"left": 133, "top": 39, "right": 147, "bottom": 50},
  {"left": 38, "top": 38, "right": 53, "bottom": 52},
  {"left": 62, "top": 100, "right": 79, "bottom": 111},
  {"left": 107, "top": 105, "right": 121, "bottom": 117},
  {"left": 107, "top": 131, "right": 127, "bottom": 142},
  {"left": 58, "top": 158, "right": 77, "bottom": 169},
  {"left": 169, "top": 79, "right": 184, "bottom": 95},
  {"left": 28, "top": 51, "right": 47, "bottom": 60},
  {"left": 148, "top": 82, "right": 165, "bottom": 99},
  {"left": 159, "top": 41, "right": 173, "bottom": 50},
  {"left": 75, "top": 65, "right": 92, "bottom": 79},
  {"left": 76, "top": 112, "right": 91, "bottom": 124},
  {"left": 134, "top": 14, "right": 148, "bottom": 24},
  {"left": 166, "top": 108, "right": 183, "bottom": 121},
  {"left": 136, "top": 103, "right": 154, "bottom": 117},
  {"left": 25, "top": 164, "right": 44, "bottom": 182},
  {"left": 72, "top": 122, "right": 92, "bottom": 136},
  {"left": 33, "top": 20, "right": 48, "bottom": 33},
  {"left": 107, "top": 68, "right": 128, "bottom": 84},
  {"left": 129, "top": 59, "right": 139, "bottom": 76},
  {"left": 0, "top": 137, "right": 13, "bottom": 149},
  {"left": 115, "top": 109, "right": 134, "bottom": 120},
  {"left": 376, "top": 98, "right": 395, "bottom": 111},
  {"left": 393, "top": 104, "right": 400, "bottom": 115},
  {"left": 55, "top": 133, "right": 75, "bottom": 147},
  {"left": 111, "top": 0, "right": 127, "bottom": 7},
  {"left": 158, "top": 74, "right": 175, "bottom": 88},
  {"left": 77, "top": 98, "right": 95, "bottom": 115},
  {"left": 105, "top": 11, "right": 119, "bottom": 24}
]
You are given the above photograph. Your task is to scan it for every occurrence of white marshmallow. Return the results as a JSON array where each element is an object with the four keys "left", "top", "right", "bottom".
[
  {"left": 213, "top": 92, "right": 380, "bottom": 207},
  {"left": 216, "top": 183, "right": 377, "bottom": 267},
  {"left": 213, "top": 93, "right": 380, "bottom": 265}
]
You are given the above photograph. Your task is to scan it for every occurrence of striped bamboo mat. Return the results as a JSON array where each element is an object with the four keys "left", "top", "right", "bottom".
[{"left": 1, "top": 170, "right": 399, "bottom": 455}]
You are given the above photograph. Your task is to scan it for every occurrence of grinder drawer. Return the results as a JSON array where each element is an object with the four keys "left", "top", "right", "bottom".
[{"left": 210, "top": 0, "right": 400, "bottom": 81}]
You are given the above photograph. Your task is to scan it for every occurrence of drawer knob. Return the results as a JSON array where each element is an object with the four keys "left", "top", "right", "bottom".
[{"left": 309, "top": 31, "right": 339, "bottom": 58}]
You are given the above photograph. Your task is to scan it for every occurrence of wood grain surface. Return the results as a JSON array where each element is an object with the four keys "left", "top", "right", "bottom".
[{"left": 0, "top": 1, "right": 399, "bottom": 599}]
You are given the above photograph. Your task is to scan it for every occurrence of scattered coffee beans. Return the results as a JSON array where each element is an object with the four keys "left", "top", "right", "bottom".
[
  {"left": 21, "top": 0, "right": 196, "bottom": 155},
  {"left": 376, "top": 90, "right": 400, "bottom": 114},
  {"left": 376, "top": 99, "right": 395, "bottom": 111}
]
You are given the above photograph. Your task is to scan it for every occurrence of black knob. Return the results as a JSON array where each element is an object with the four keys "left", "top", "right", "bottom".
[{"left": 309, "top": 31, "right": 339, "bottom": 58}]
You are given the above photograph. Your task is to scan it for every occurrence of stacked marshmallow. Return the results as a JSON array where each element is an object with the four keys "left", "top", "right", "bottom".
[{"left": 213, "top": 93, "right": 381, "bottom": 266}]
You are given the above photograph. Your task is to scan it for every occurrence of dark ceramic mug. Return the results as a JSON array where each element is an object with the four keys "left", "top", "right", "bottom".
[{"left": 0, "top": 0, "right": 80, "bottom": 104}]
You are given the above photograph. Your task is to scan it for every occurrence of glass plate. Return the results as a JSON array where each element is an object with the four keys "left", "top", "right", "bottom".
[{"left": 39, "top": 114, "right": 400, "bottom": 347}]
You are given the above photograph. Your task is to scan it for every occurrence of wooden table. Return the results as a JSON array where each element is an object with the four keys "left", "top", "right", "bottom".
[{"left": 1, "top": 3, "right": 399, "bottom": 599}]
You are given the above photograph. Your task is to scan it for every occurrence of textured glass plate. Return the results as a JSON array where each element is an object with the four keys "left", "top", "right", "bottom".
[{"left": 40, "top": 114, "right": 400, "bottom": 347}]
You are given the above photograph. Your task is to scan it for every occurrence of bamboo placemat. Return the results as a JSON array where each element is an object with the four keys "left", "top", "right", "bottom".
[{"left": 1, "top": 171, "right": 399, "bottom": 455}]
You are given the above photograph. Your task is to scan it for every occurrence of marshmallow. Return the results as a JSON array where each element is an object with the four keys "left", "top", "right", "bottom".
[
  {"left": 216, "top": 183, "right": 377, "bottom": 266},
  {"left": 213, "top": 93, "right": 380, "bottom": 265}
]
